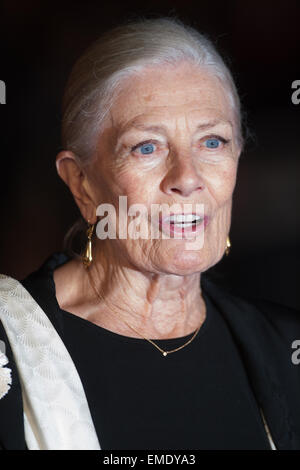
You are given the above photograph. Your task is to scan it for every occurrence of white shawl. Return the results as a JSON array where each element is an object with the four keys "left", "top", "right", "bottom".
[{"left": 0, "top": 274, "right": 100, "bottom": 450}]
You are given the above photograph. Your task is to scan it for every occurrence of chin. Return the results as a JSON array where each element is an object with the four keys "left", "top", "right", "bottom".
[{"left": 163, "top": 249, "right": 209, "bottom": 276}]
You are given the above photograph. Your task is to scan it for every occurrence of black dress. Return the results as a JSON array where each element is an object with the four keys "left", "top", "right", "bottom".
[
  {"left": 22, "top": 252, "right": 272, "bottom": 449},
  {"left": 1, "top": 252, "right": 300, "bottom": 449}
]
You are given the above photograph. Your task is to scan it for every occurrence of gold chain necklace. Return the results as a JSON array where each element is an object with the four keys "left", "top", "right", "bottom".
[{"left": 86, "top": 268, "right": 202, "bottom": 357}]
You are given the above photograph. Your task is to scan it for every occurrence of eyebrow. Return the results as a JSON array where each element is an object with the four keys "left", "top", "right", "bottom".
[
  {"left": 119, "top": 118, "right": 233, "bottom": 137},
  {"left": 195, "top": 119, "right": 233, "bottom": 131}
]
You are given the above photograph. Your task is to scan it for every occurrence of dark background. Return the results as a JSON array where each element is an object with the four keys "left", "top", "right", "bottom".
[{"left": 0, "top": 0, "right": 299, "bottom": 308}]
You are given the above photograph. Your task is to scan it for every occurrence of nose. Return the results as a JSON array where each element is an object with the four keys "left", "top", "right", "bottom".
[{"left": 160, "top": 154, "right": 205, "bottom": 198}]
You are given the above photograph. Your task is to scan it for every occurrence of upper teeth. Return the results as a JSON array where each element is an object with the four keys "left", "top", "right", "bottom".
[{"left": 168, "top": 214, "right": 202, "bottom": 223}]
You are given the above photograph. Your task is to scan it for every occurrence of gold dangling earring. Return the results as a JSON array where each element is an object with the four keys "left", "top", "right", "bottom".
[
  {"left": 82, "top": 221, "right": 95, "bottom": 268},
  {"left": 225, "top": 235, "right": 231, "bottom": 256}
]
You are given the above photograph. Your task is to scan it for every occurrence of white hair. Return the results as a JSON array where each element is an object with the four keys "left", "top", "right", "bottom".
[{"left": 61, "top": 17, "right": 243, "bottom": 168}]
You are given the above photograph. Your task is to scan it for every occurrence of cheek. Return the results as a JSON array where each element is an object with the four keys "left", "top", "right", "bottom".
[
  {"left": 115, "top": 169, "right": 159, "bottom": 206},
  {"left": 89, "top": 163, "right": 138, "bottom": 206},
  {"left": 207, "top": 163, "right": 238, "bottom": 205}
]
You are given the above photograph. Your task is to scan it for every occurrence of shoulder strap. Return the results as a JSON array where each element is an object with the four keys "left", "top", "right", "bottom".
[{"left": 0, "top": 274, "right": 100, "bottom": 450}]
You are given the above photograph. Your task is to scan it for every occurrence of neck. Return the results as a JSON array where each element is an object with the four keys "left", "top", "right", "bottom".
[{"left": 84, "top": 248, "right": 206, "bottom": 340}]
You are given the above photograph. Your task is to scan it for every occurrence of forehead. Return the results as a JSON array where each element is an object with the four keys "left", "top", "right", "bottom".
[{"left": 109, "top": 63, "right": 233, "bottom": 131}]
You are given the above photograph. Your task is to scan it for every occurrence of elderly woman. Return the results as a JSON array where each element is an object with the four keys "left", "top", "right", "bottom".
[{"left": 0, "top": 18, "right": 299, "bottom": 451}]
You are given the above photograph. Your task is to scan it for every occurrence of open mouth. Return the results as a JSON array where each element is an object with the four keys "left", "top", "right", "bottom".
[
  {"left": 159, "top": 213, "right": 207, "bottom": 236},
  {"left": 169, "top": 214, "right": 203, "bottom": 228}
]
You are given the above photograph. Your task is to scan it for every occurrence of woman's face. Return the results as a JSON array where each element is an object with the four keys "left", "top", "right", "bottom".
[{"left": 86, "top": 62, "right": 241, "bottom": 276}]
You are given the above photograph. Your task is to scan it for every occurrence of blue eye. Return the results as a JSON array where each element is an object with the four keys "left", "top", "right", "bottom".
[
  {"left": 138, "top": 142, "right": 156, "bottom": 154},
  {"left": 205, "top": 138, "right": 220, "bottom": 149}
]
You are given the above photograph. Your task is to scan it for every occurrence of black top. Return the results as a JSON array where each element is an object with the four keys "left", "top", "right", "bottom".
[{"left": 18, "top": 252, "right": 272, "bottom": 450}]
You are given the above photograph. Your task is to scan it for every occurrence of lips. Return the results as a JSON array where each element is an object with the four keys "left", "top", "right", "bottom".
[{"left": 159, "top": 213, "right": 209, "bottom": 236}]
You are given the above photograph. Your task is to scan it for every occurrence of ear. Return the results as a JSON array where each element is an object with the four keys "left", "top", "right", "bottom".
[{"left": 55, "top": 150, "right": 97, "bottom": 223}]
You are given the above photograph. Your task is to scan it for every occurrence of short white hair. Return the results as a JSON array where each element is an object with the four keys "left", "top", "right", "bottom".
[{"left": 61, "top": 17, "right": 243, "bottom": 167}]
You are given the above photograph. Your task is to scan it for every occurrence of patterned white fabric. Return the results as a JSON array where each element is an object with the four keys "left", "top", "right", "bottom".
[
  {"left": 0, "top": 275, "right": 100, "bottom": 450},
  {"left": 0, "top": 350, "right": 12, "bottom": 399}
]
